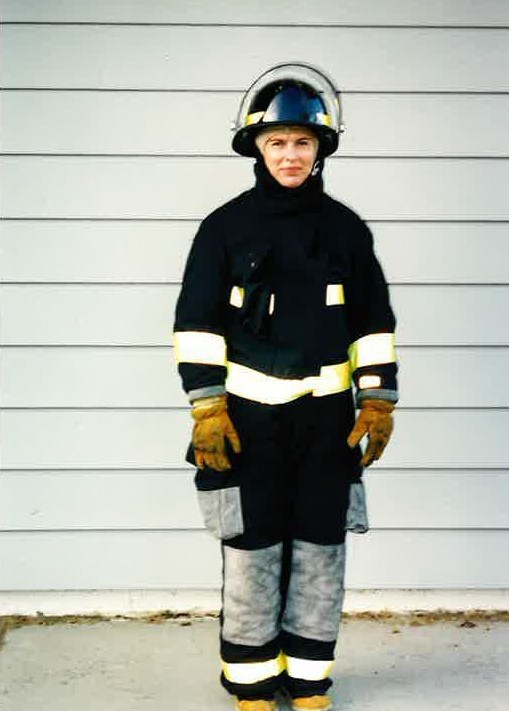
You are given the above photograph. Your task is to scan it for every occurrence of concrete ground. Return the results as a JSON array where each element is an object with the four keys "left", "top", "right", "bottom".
[{"left": 0, "top": 615, "right": 508, "bottom": 711}]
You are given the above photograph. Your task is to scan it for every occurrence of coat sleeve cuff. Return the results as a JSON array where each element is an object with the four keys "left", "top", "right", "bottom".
[
  {"left": 188, "top": 384, "right": 227, "bottom": 403},
  {"left": 356, "top": 388, "right": 399, "bottom": 407}
]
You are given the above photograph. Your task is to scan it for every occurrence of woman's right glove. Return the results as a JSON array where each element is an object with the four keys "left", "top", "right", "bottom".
[{"left": 191, "top": 394, "right": 241, "bottom": 471}]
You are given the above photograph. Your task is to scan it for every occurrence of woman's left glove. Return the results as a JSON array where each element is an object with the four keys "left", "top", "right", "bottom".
[
  {"left": 347, "top": 399, "right": 395, "bottom": 467},
  {"left": 191, "top": 394, "right": 242, "bottom": 471}
]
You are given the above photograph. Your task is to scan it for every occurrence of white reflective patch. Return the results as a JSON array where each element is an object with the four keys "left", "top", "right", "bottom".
[
  {"left": 284, "top": 655, "right": 334, "bottom": 681},
  {"left": 359, "top": 374, "right": 382, "bottom": 389},
  {"left": 269, "top": 293, "right": 275, "bottom": 315},
  {"left": 326, "top": 283, "right": 345, "bottom": 306},
  {"left": 174, "top": 331, "right": 227, "bottom": 366},
  {"left": 229, "top": 286, "right": 245, "bottom": 308}
]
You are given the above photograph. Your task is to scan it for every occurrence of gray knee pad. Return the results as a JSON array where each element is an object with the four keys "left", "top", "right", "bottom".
[
  {"left": 222, "top": 543, "right": 283, "bottom": 646},
  {"left": 282, "top": 539, "right": 346, "bottom": 642}
]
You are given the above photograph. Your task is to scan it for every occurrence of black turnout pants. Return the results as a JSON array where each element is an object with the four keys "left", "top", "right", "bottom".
[{"left": 194, "top": 392, "right": 359, "bottom": 700}]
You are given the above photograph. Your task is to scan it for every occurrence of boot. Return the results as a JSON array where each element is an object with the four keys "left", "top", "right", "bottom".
[
  {"left": 291, "top": 695, "right": 332, "bottom": 711},
  {"left": 236, "top": 700, "right": 278, "bottom": 711}
]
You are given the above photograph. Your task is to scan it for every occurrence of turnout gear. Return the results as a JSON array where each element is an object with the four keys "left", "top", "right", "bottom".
[
  {"left": 191, "top": 394, "right": 241, "bottom": 471},
  {"left": 174, "top": 62, "right": 397, "bottom": 707},
  {"left": 347, "top": 398, "right": 395, "bottom": 467},
  {"left": 232, "top": 63, "right": 344, "bottom": 158}
]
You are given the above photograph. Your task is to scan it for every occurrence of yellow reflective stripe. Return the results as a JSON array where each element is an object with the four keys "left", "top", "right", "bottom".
[
  {"left": 326, "top": 283, "right": 345, "bottom": 306},
  {"left": 312, "top": 363, "right": 351, "bottom": 397},
  {"left": 229, "top": 286, "right": 245, "bottom": 308},
  {"left": 348, "top": 332, "right": 396, "bottom": 370},
  {"left": 226, "top": 361, "right": 351, "bottom": 404},
  {"left": 316, "top": 112, "right": 332, "bottom": 127},
  {"left": 245, "top": 111, "right": 265, "bottom": 126},
  {"left": 174, "top": 331, "right": 227, "bottom": 366},
  {"left": 222, "top": 653, "right": 285, "bottom": 684},
  {"left": 284, "top": 655, "right": 334, "bottom": 681},
  {"left": 269, "top": 293, "right": 275, "bottom": 315}
]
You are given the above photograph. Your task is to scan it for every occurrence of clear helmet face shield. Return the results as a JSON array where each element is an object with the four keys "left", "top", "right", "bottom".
[{"left": 232, "top": 63, "right": 345, "bottom": 157}]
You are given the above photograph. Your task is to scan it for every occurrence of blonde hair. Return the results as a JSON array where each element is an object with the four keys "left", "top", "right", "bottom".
[{"left": 254, "top": 125, "right": 318, "bottom": 152}]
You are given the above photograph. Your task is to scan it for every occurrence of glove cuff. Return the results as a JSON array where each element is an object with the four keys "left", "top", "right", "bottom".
[
  {"left": 191, "top": 394, "right": 228, "bottom": 421},
  {"left": 359, "top": 398, "right": 395, "bottom": 414}
]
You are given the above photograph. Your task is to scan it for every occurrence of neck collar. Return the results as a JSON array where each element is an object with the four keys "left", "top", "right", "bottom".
[{"left": 253, "top": 157, "right": 324, "bottom": 214}]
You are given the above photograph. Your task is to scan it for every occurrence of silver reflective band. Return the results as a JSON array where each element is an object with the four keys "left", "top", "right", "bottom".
[
  {"left": 226, "top": 361, "right": 351, "bottom": 404},
  {"left": 174, "top": 331, "right": 227, "bottom": 366},
  {"left": 349, "top": 332, "right": 396, "bottom": 370}
]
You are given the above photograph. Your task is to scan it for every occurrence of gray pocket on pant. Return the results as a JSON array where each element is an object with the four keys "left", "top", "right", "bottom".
[
  {"left": 197, "top": 486, "right": 244, "bottom": 540},
  {"left": 346, "top": 480, "right": 369, "bottom": 533}
]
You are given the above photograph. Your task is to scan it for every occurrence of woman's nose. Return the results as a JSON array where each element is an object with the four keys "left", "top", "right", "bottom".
[{"left": 283, "top": 144, "right": 299, "bottom": 161}]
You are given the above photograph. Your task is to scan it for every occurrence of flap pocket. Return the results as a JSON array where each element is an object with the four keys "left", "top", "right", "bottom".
[
  {"left": 346, "top": 480, "right": 369, "bottom": 534},
  {"left": 197, "top": 486, "right": 244, "bottom": 540}
]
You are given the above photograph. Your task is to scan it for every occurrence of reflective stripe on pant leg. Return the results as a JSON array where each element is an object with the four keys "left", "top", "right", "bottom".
[
  {"left": 222, "top": 652, "right": 285, "bottom": 684},
  {"left": 282, "top": 539, "right": 346, "bottom": 642},
  {"left": 222, "top": 543, "right": 283, "bottom": 646},
  {"left": 284, "top": 656, "right": 334, "bottom": 681}
]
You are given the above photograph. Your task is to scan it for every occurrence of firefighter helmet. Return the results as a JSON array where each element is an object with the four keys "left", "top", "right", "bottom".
[{"left": 232, "top": 62, "right": 344, "bottom": 157}]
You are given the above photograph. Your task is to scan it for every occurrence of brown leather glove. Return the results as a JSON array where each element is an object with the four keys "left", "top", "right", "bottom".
[
  {"left": 347, "top": 399, "right": 395, "bottom": 468},
  {"left": 191, "top": 394, "right": 241, "bottom": 471}
]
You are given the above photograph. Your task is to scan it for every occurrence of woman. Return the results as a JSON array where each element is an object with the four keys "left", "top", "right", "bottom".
[{"left": 174, "top": 63, "right": 398, "bottom": 711}]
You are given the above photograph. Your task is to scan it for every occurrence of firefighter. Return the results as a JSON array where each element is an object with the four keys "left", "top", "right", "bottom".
[{"left": 174, "top": 63, "right": 398, "bottom": 711}]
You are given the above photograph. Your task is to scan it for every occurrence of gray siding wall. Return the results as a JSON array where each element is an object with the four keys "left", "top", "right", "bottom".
[{"left": 1, "top": 1, "right": 508, "bottom": 598}]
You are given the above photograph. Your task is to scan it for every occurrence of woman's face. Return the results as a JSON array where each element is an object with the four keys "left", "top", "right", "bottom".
[{"left": 256, "top": 127, "right": 319, "bottom": 188}]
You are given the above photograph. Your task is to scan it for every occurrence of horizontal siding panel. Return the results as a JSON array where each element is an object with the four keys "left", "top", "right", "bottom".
[
  {"left": 1, "top": 529, "right": 508, "bottom": 590},
  {"left": 3, "top": 157, "right": 508, "bottom": 221},
  {"left": 1, "top": 221, "right": 508, "bottom": 284},
  {"left": 0, "top": 221, "right": 194, "bottom": 283},
  {"left": 2, "top": 26, "right": 508, "bottom": 92},
  {"left": 2, "top": 470, "right": 508, "bottom": 532},
  {"left": 1, "top": 410, "right": 507, "bottom": 470},
  {"left": 2, "top": 347, "right": 508, "bottom": 409},
  {"left": 4, "top": 92, "right": 509, "bottom": 158},
  {"left": 1, "top": 285, "right": 508, "bottom": 346},
  {"left": 4, "top": 0, "right": 509, "bottom": 25}
]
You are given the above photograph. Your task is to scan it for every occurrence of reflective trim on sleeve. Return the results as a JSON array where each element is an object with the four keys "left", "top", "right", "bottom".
[
  {"left": 348, "top": 332, "right": 396, "bottom": 370},
  {"left": 221, "top": 653, "right": 285, "bottom": 685},
  {"left": 225, "top": 361, "right": 351, "bottom": 404},
  {"left": 284, "top": 655, "right": 334, "bottom": 681},
  {"left": 174, "top": 331, "right": 227, "bottom": 366},
  {"left": 358, "top": 374, "right": 382, "bottom": 389}
]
